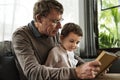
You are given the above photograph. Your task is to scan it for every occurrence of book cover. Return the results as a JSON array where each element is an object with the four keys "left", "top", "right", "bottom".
[{"left": 95, "top": 50, "right": 118, "bottom": 76}]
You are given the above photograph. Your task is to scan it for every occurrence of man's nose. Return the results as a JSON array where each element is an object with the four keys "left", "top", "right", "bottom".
[{"left": 56, "top": 22, "right": 62, "bottom": 28}]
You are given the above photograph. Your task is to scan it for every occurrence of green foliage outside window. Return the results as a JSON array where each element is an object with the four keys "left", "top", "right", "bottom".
[{"left": 98, "top": 0, "right": 120, "bottom": 48}]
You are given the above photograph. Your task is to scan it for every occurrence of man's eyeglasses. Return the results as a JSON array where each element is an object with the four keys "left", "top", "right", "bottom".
[{"left": 45, "top": 17, "right": 64, "bottom": 24}]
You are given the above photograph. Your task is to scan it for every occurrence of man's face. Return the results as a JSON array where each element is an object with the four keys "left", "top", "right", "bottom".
[
  {"left": 37, "top": 9, "right": 63, "bottom": 36},
  {"left": 61, "top": 32, "right": 82, "bottom": 51}
]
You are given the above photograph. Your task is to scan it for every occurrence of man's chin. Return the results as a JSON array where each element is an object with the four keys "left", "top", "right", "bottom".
[
  {"left": 49, "top": 33, "right": 56, "bottom": 37},
  {"left": 50, "top": 32, "right": 57, "bottom": 36}
]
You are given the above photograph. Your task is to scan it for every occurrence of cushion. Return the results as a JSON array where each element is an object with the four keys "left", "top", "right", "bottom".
[{"left": 109, "top": 59, "right": 120, "bottom": 73}]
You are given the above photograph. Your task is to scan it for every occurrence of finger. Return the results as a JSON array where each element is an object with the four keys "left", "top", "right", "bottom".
[
  {"left": 92, "top": 71, "right": 98, "bottom": 75},
  {"left": 91, "top": 70, "right": 98, "bottom": 78},
  {"left": 89, "top": 60, "right": 101, "bottom": 67},
  {"left": 86, "top": 71, "right": 96, "bottom": 79},
  {"left": 93, "top": 66, "right": 100, "bottom": 72},
  {"left": 80, "top": 72, "right": 96, "bottom": 79}
]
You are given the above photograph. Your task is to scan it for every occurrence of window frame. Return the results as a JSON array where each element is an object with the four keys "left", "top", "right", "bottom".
[{"left": 94, "top": 0, "right": 120, "bottom": 53}]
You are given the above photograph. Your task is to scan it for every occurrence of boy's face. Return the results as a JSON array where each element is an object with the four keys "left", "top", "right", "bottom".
[{"left": 61, "top": 32, "right": 82, "bottom": 51}]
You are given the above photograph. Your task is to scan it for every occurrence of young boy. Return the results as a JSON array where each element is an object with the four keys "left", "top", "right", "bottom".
[{"left": 45, "top": 23, "right": 84, "bottom": 68}]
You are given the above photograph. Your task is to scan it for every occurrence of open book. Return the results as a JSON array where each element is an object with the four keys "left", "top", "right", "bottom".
[{"left": 95, "top": 50, "right": 119, "bottom": 76}]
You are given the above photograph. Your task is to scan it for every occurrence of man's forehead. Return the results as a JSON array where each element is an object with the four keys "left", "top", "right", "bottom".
[{"left": 47, "top": 9, "right": 62, "bottom": 19}]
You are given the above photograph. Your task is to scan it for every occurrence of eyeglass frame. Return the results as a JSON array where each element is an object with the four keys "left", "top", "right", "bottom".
[{"left": 44, "top": 17, "right": 64, "bottom": 25}]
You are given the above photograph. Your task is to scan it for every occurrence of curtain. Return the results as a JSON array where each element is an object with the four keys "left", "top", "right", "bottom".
[{"left": 0, "top": 0, "right": 37, "bottom": 41}]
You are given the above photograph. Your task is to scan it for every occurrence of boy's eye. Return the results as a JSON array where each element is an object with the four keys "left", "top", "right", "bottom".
[
  {"left": 76, "top": 41, "right": 80, "bottom": 44},
  {"left": 69, "top": 40, "right": 74, "bottom": 43}
]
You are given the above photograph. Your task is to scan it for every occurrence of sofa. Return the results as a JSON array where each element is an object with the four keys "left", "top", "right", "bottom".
[
  {"left": 0, "top": 41, "right": 120, "bottom": 80},
  {"left": 0, "top": 41, "right": 20, "bottom": 80}
]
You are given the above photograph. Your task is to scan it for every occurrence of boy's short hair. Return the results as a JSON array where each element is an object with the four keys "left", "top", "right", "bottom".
[{"left": 61, "top": 23, "right": 83, "bottom": 37}]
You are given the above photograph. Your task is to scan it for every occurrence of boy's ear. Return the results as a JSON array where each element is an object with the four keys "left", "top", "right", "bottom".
[{"left": 60, "top": 35, "right": 64, "bottom": 40}]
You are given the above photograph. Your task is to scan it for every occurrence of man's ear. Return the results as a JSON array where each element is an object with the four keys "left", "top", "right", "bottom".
[{"left": 36, "top": 14, "right": 42, "bottom": 22}]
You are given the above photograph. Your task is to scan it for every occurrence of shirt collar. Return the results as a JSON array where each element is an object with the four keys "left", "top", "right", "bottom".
[{"left": 28, "top": 20, "right": 48, "bottom": 38}]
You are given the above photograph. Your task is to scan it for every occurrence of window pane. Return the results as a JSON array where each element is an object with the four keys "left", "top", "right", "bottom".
[
  {"left": 58, "top": 0, "right": 79, "bottom": 25},
  {"left": 98, "top": 0, "right": 120, "bottom": 49},
  {"left": 101, "top": 0, "right": 120, "bottom": 10},
  {"left": 0, "top": 0, "right": 37, "bottom": 41}
]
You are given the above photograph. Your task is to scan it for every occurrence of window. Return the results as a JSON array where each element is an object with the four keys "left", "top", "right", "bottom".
[
  {"left": 94, "top": 0, "right": 120, "bottom": 52},
  {"left": 0, "top": 0, "right": 37, "bottom": 41},
  {"left": 98, "top": 0, "right": 120, "bottom": 49},
  {"left": 58, "top": 0, "right": 79, "bottom": 25},
  {"left": 101, "top": 0, "right": 120, "bottom": 10}
]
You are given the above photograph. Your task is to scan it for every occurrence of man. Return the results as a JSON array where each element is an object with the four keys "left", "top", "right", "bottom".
[{"left": 12, "top": 0, "right": 101, "bottom": 80}]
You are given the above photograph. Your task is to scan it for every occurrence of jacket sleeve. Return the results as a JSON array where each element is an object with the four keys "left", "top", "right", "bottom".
[
  {"left": 45, "top": 48, "right": 59, "bottom": 67},
  {"left": 12, "top": 29, "right": 79, "bottom": 80},
  {"left": 74, "top": 54, "right": 85, "bottom": 67}
]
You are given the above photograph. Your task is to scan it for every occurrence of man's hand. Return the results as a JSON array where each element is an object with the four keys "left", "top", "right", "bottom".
[{"left": 75, "top": 60, "right": 101, "bottom": 79}]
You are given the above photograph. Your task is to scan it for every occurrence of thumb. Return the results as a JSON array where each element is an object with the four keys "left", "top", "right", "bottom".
[{"left": 89, "top": 60, "right": 101, "bottom": 67}]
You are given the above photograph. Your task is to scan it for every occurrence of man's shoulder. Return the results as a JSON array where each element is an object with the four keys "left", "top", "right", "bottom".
[
  {"left": 15, "top": 25, "right": 29, "bottom": 31},
  {"left": 13, "top": 26, "right": 30, "bottom": 34},
  {"left": 12, "top": 25, "right": 32, "bottom": 39}
]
